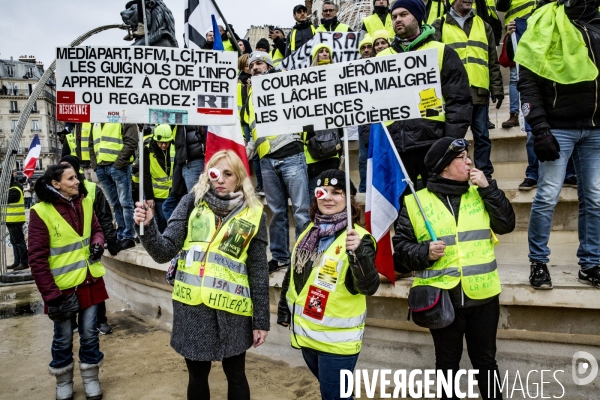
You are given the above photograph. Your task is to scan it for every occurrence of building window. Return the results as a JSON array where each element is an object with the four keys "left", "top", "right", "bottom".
[
  {"left": 32, "top": 120, "right": 40, "bottom": 132},
  {"left": 35, "top": 159, "right": 43, "bottom": 170},
  {"left": 15, "top": 160, "right": 23, "bottom": 171},
  {"left": 11, "top": 120, "right": 18, "bottom": 132},
  {"left": 31, "top": 101, "right": 38, "bottom": 112},
  {"left": 26, "top": 67, "right": 34, "bottom": 78},
  {"left": 7, "top": 65, "right": 14, "bottom": 77},
  {"left": 10, "top": 101, "right": 18, "bottom": 112}
]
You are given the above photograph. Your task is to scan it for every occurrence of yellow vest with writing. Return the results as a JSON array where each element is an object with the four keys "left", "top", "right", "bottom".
[
  {"left": 405, "top": 187, "right": 501, "bottom": 300},
  {"left": 440, "top": 15, "right": 489, "bottom": 90},
  {"left": 363, "top": 13, "right": 395, "bottom": 39},
  {"left": 172, "top": 202, "right": 263, "bottom": 316},
  {"left": 31, "top": 197, "right": 105, "bottom": 290},
  {"left": 92, "top": 123, "right": 123, "bottom": 164},
  {"left": 66, "top": 133, "right": 78, "bottom": 158},
  {"left": 287, "top": 224, "right": 373, "bottom": 355},
  {"left": 148, "top": 142, "right": 175, "bottom": 200},
  {"left": 7, "top": 186, "right": 26, "bottom": 223}
]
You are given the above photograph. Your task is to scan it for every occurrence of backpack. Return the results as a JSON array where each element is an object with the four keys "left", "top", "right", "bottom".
[{"left": 305, "top": 126, "right": 342, "bottom": 160}]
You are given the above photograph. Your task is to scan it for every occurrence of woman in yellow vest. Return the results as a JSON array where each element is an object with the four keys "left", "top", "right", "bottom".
[
  {"left": 372, "top": 29, "right": 391, "bottom": 55},
  {"left": 29, "top": 164, "right": 107, "bottom": 400},
  {"left": 278, "top": 169, "right": 380, "bottom": 400},
  {"left": 133, "top": 150, "right": 269, "bottom": 400},
  {"left": 393, "top": 138, "right": 515, "bottom": 399}
]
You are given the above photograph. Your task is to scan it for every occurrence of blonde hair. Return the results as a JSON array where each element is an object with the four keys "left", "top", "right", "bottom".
[
  {"left": 238, "top": 54, "right": 250, "bottom": 71},
  {"left": 311, "top": 43, "right": 334, "bottom": 67},
  {"left": 192, "top": 150, "right": 261, "bottom": 209}
]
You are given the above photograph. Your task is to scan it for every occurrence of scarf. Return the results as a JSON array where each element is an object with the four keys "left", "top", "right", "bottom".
[
  {"left": 426, "top": 174, "right": 470, "bottom": 196},
  {"left": 202, "top": 186, "right": 244, "bottom": 217},
  {"left": 514, "top": 3, "right": 598, "bottom": 84},
  {"left": 320, "top": 16, "right": 339, "bottom": 27},
  {"left": 318, "top": 59, "right": 331, "bottom": 65},
  {"left": 293, "top": 210, "right": 348, "bottom": 274}
]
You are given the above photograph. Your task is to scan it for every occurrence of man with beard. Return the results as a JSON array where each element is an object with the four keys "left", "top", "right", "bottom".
[
  {"left": 316, "top": 1, "right": 352, "bottom": 32},
  {"left": 286, "top": 4, "right": 316, "bottom": 57},
  {"left": 516, "top": 0, "right": 600, "bottom": 290},
  {"left": 362, "top": 0, "right": 395, "bottom": 39},
  {"left": 243, "top": 52, "right": 310, "bottom": 274}
]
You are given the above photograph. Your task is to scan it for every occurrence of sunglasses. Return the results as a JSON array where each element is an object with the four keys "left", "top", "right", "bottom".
[
  {"left": 431, "top": 139, "right": 470, "bottom": 172},
  {"left": 323, "top": 8, "right": 335, "bottom": 13}
]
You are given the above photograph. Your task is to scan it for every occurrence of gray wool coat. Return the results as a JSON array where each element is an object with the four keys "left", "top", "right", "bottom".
[{"left": 137, "top": 194, "right": 270, "bottom": 361}]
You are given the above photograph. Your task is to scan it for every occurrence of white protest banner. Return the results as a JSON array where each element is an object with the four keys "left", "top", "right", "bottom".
[
  {"left": 55, "top": 46, "right": 238, "bottom": 125},
  {"left": 280, "top": 32, "right": 362, "bottom": 70},
  {"left": 253, "top": 49, "right": 443, "bottom": 137}
]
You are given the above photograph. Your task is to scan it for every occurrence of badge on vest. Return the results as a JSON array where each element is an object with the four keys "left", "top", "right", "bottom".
[
  {"left": 190, "top": 209, "right": 213, "bottom": 242},
  {"left": 314, "top": 256, "right": 342, "bottom": 291},
  {"left": 218, "top": 218, "right": 256, "bottom": 258},
  {"left": 303, "top": 285, "right": 330, "bottom": 321}
]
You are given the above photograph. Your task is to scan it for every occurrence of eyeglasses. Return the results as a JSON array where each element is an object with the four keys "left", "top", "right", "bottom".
[
  {"left": 431, "top": 139, "right": 470, "bottom": 172},
  {"left": 455, "top": 154, "right": 470, "bottom": 163},
  {"left": 323, "top": 8, "right": 335, "bottom": 13}
]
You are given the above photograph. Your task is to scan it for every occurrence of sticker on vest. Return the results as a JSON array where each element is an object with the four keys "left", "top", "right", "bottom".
[
  {"left": 314, "top": 257, "right": 341, "bottom": 291},
  {"left": 185, "top": 245, "right": 205, "bottom": 267},
  {"left": 218, "top": 218, "right": 256, "bottom": 258},
  {"left": 303, "top": 285, "right": 330, "bottom": 321},
  {"left": 190, "top": 209, "right": 212, "bottom": 242}
]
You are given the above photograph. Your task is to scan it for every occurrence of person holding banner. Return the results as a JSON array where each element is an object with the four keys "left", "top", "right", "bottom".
[
  {"left": 277, "top": 169, "right": 379, "bottom": 400},
  {"left": 393, "top": 138, "right": 514, "bottom": 400},
  {"left": 286, "top": 4, "right": 317, "bottom": 57},
  {"left": 361, "top": 0, "right": 395, "bottom": 39},
  {"left": 317, "top": 1, "right": 352, "bottom": 32},
  {"left": 133, "top": 150, "right": 269, "bottom": 400},
  {"left": 372, "top": 29, "right": 391, "bottom": 55},
  {"left": 377, "top": 0, "right": 472, "bottom": 188}
]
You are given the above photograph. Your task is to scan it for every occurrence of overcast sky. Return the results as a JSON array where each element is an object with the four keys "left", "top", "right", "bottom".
[{"left": 0, "top": 0, "right": 299, "bottom": 67}]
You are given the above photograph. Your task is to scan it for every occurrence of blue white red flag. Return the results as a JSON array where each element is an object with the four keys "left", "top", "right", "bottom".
[
  {"left": 365, "top": 123, "right": 407, "bottom": 283},
  {"left": 23, "top": 134, "right": 41, "bottom": 178}
]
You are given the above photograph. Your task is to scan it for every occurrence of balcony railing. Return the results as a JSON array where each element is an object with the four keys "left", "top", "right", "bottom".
[
  {"left": 40, "top": 90, "right": 56, "bottom": 102},
  {"left": 9, "top": 109, "right": 20, "bottom": 113},
  {"left": 31, "top": 129, "right": 41, "bottom": 132},
  {"left": 2, "top": 89, "right": 31, "bottom": 97}
]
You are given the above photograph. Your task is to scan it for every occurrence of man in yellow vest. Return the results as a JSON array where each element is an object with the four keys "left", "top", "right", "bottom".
[
  {"left": 393, "top": 137, "right": 515, "bottom": 399},
  {"left": 432, "top": 0, "right": 504, "bottom": 180},
  {"left": 426, "top": 0, "right": 448, "bottom": 25},
  {"left": 361, "top": 0, "right": 395, "bottom": 39},
  {"left": 268, "top": 27, "right": 287, "bottom": 68},
  {"left": 376, "top": 0, "right": 472, "bottom": 189},
  {"left": 90, "top": 122, "right": 139, "bottom": 250},
  {"left": 218, "top": 25, "right": 237, "bottom": 52},
  {"left": 317, "top": 1, "right": 352, "bottom": 32},
  {"left": 62, "top": 123, "right": 95, "bottom": 181},
  {"left": 286, "top": 4, "right": 317, "bottom": 57},
  {"left": 244, "top": 51, "right": 310, "bottom": 273},
  {"left": 7, "top": 173, "right": 28, "bottom": 271},
  {"left": 142, "top": 124, "right": 175, "bottom": 233}
]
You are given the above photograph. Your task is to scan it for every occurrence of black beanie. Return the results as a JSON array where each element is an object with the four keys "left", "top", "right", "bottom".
[
  {"left": 391, "top": 0, "right": 426, "bottom": 24},
  {"left": 60, "top": 155, "right": 81, "bottom": 174},
  {"left": 424, "top": 137, "right": 470, "bottom": 174},
  {"left": 315, "top": 169, "right": 357, "bottom": 196},
  {"left": 256, "top": 38, "right": 270, "bottom": 52}
]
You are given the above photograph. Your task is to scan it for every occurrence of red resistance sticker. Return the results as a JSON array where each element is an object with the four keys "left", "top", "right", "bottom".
[
  {"left": 303, "top": 285, "right": 330, "bottom": 321},
  {"left": 57, "top": 103, "right": 90, "bottom": 123}
]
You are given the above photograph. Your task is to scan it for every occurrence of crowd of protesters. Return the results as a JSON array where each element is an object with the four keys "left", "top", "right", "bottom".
[{"left": 10, "top": 0, "right": 600, "bottom": 399}]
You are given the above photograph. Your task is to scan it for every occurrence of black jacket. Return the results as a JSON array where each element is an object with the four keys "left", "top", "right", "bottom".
[
  {"left": 285, "top": 21, "right": 316, "bottom": 57},
  {"left": 272, "top": 36, "right": 287, "bottom": 56},
  {"left": 518, "top": 17, "right": 600, "bottom": 132},
  {"left": 431, "top": 11, "right": 503, "bottom": 105},
  {"left": 387, "top": 35, "right": 472, "bottom": 153},
  {"left": 143, "top": 140, "right": 173, "bottom": 201},
  {"left": 392, "top": 175, "right": 515, "bottom": 307},
  {"left": 90, "top": 183, "right": 118, "bottom": 248},
  {"left": 174, "top": 125, "right": 205, "bottom": 194},
  {"left": 277, "top": 227, "right": 380, "bottom": 326},
  {"left": 318, "top": 17, "right": 353, "bottom": 32}
]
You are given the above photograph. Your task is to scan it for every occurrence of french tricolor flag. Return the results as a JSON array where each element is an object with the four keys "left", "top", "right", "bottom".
[
  {"left": 365, "top": 123, "right": 407, "bottom": 284},
  {"left": 23, "top": 134, "right": 41, "bottom": 178},
  {"left": 204, "top": 14, "right": 250, "bottom": 174}
]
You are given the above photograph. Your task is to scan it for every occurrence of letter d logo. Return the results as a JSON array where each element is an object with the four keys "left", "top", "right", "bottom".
[{"left": 572, "top": 351, "right": 598, "bottom": 385}]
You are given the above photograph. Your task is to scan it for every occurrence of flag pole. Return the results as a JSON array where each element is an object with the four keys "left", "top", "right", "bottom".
[
  {"left": 380, "top": 124, "right": 437, "bottom": 241},
  {"left": 210, "top": 0, "right": 243, "bottom": 55},
  {"left": 342, "top": 127, "right": 352, "bottom": 230},
  {"left": 139, "top": 1, "right": 149, "bottom": 235}
]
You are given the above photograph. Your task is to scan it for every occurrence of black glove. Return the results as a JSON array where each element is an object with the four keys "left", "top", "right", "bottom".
[
  {"left": 47, "top": 293, "right": 79, "bottom": 321},
  {"left": 107, "top": 240, "right": 122, "bottom": 256},
  {"left": 90, "top": 243, "right": 104, "bottom": 261},
  {"left": 533, "top": 129, "right": 561, "bottom": 162},
  {"left": 492, "top": 95, "right": 504, "bottom": 110}
]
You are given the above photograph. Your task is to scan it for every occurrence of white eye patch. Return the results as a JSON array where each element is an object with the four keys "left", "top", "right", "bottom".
[
  {"left": 315, "top": 187, "right": 329, "bottom": 200},
  {"left": 208, "top": 168, "right": 221, "bottom": 181}
]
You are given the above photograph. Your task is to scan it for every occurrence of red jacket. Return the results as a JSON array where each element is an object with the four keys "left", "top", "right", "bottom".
[{"left": 29, "top": 187, "right": 108, "bottom": 310}]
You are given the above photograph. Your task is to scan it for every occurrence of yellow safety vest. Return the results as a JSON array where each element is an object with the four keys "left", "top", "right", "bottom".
[
  {"left": 92, "top": 123, "right": 124, "bottom": 164},
  {"left": 287, "top": 224, "right": 373, "bottom": 355},
  {"left": 66, "top": 133, "right": 78, "bottom": 158},
  {"left": 84, "top": 180, "right": 97, "bottom": 205},
  {"left": 290, "top": 25, "right": 317, "bottom": 51},
  {"left": 80, "top": 123, "right": 91, "bottom": 162},
  {"left": 245, "top": 87, "right": 277, "bottom": 158},
  {"left": 223, "top": 38, "right": 235, "bottom": 52},
  {"left": 148, "top": 142, "right": 175, "bottom": 200},
  {"left": 363, "top": 13, "right": 395, "bottom": 39},
  {"left": 316, "top": 23, "right": 351, "bottom": 32},
  {"left": 405, "top": 187, "right": 501, "bottom": 300},
  {"left": 172, "top": 202, "right": 263, "bottom": 316},
  {"left": 504, "top": 0, "right": 536, "bottom": 26},
  {"left": 471, "top": 0, "right": 501, "bottom": 22},
  {"left": 377, "top": 41, "right": 447, "bottom": 122},
  {"left": 7, "top": 186, "right": 26, "bottom": 223},
  {"left": 441, "top": 15, "right": 489, "bottom": 90},
  {"left": 271, "top": 47, "right": 285, "bottom": 68},
  {"left": 132, "top": 134, "right": 154, "bottom": 185},
  {"left": 427, "top": 0, "right": 446, "bottom": 25},
  {"left": 31, "top": 197, "right": 106, "bottom": 290}
]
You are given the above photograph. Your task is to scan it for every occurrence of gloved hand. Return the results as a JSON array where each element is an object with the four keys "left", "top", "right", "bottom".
[
  {"left": 47, "top": 293, "right": 79, "bottom": 321},
  {"left": 107, "top": 240, "right": 122, "bottom": 256},
  {"left": 90, "top": 243, "right": 104, "bottom": 261},
  {"left": 492, "top": 95, "right": 504, "bottom": 110},
  {"left": 533, "top": 129, "right": 561, "bottom": 162}
]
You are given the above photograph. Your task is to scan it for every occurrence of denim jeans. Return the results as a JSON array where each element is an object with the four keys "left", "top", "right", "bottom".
[
  {"left": 50, "top": 304, "right": 103, "bottom": 369},
  {"left": 302, "top": 348, "right": 360, "bottom": 400},
  {"left": 509, "top": 66, "right": 519, "bottom": 114},
  {"left": 529, "top": 128, "right": 600, "bottom": 269},
  {"left": 95, "top": 164, "right": 136, "bottom": 241},
  {"left": 7, "top": 223, "right": 28, "bottom": 266},
  {"left": 162, "top": 192, "right": 181, "bottom": 223},
  {"left": 243, "top": 125, "right": 263, "bottom": 188},
  {"left": 154, "top": 199, "right": 167, "bottom": 233},
  {"left": 358, "top": 132, "right": 368, "bottom": 193},
  {"left": 182, "top": 158, "right": 205, "bottom": 193},
  {"left": 471, "top": 105, "right": 494, "bottom": 177},
  {"left": 525, "top": 130, "right": 576, "bottom": 182},
  {"left": 260, "top": 152, "right": 310, "bottom": 263}
]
